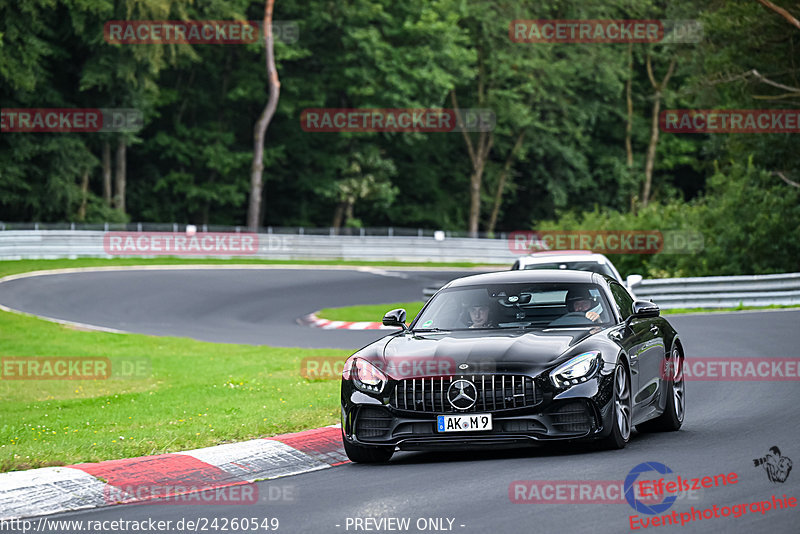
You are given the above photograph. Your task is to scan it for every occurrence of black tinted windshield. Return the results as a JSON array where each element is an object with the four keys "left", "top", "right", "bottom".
[{"left": 414, "top": 282, "right": 613, "bottom": 330}]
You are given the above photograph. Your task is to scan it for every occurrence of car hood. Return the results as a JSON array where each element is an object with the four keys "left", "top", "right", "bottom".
[{"left": 380, "top": 327, "right": 602, "bottom": 378}]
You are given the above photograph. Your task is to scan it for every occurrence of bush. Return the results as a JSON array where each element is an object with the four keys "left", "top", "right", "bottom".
[{"left": 535, "top": 159, "right": 800, "bottom": 278}]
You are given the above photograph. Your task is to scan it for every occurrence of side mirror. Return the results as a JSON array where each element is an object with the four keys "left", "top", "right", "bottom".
[
  {"left": 382, "top": 308, "right": 407, "bottom": 329},
  {"left": 626, "top": 274, "right": 643, "bottom": 288},
  {"left": 631, "top": 300, "right": 659, "bottom": 318}
]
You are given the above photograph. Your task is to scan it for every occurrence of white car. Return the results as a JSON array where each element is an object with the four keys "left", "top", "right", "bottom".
[{"left": 511, "top": 250, "right": 642, "bottom": 294}]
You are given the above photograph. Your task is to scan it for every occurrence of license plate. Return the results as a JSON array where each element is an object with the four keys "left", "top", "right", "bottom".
[{"left": 437, "top": 413, "right": 492, "bottom": 432}]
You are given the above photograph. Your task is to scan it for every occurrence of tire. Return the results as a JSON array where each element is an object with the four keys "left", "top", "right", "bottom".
[
  {"left": 598, "top": 360, "right": 632, "bottom": 450},
  {"left": 342, "top": 434, "right": 394, "bottom": 463},
  {"left": 636, "top": 346, "right": 685, "bottom": 433}
]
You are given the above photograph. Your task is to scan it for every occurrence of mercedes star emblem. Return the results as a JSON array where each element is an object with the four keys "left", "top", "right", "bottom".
[{"left": 447, "top": 379, "right": 478, "bottom": 410}]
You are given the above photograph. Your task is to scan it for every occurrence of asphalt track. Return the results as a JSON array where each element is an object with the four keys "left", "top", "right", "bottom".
[
  {"left": 1, "top": 268, "right": 799, "bottom": 534},
  {"left": 0, "top": 267, "right": 470, "bottom": 349}
]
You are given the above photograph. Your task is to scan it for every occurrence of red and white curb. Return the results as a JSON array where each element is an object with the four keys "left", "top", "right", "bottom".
[
  {"left": 300, "top": 312, "right": 402, "bottom": 330},
  {"left": 0, "top": 425, "right": 348, "bottom": 520}
]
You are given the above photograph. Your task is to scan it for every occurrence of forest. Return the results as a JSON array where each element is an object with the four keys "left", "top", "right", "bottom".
[{"left": 1, "top": 0, "right": 799, "bottom": 275}]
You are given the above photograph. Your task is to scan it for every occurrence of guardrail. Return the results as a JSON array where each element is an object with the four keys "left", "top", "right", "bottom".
[
  {"left": 424, "top": 273, "right": 800, "bottom": 310},
  {"left": 0, "top": 230, "right": 517, "bottom": 264},
  {"left": 0, "top": 222, "right": 508, "bottom": 239},
  {"left": 1, "top": 230, "right": 798, "bottom": 310},
  {"left": 632, "top": 272, "right": 800, "bottom": 309}
]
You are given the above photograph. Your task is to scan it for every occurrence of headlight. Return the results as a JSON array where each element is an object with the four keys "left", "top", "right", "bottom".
[
  {"left": 345, "top": 357, "right": 387, "bottom": 394},
  {"left": 549, "top": 351, "right": 601, "bottom": 388}
]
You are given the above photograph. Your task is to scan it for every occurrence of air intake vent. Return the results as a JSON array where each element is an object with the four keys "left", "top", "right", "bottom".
[{"left": 389, "top": 375, "right": 541, "bottom": 413}]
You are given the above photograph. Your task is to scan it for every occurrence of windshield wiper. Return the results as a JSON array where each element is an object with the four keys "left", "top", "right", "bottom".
[
  {"left": 412, "top": 327, "right": 449, "bottom": 333},
  {"left": 522, "top": 323, "right": 553, "bottom": 329}
]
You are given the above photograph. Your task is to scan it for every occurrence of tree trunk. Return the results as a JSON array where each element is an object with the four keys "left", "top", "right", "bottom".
[
  {"left": 78, "top": 169, "right": 89, "bottom": 221},
  {"left": 487, "top": 131, "right": 525, "bottom": 235},
  {"left": 625, "top": 43, "right": 634, "bottom": 169},
  {"left": 755, "top": 0, "right": 800, "bottom": 30},
  {"left": 114, "top": 138, "right": 126, "bottom": 214},
  {"left": 102, "top": 141, "right": 112, "bottom": 206},
  {"left": 332, "top": 203, "right": 345, "bottom": 231},
  {"left": 247, "top": 0, "right": 281, "bottom": 231},
  {"left": 642, "top": 94, "right": 661, "bottom": 207},
  {"left": 625, "top": 44, "right": 638, "bottom": 213},
  {"left": 642, "top": 55, "right": 676, "bottom": 208},
  {"left": 451, "top": 90, "right": 493, "bottom": 237},
  {"left": 468, "top": 167, "right": 483, "bottom": 236},
  {"left": 344, "top": 199, "right": 354, "bottom": 225}
]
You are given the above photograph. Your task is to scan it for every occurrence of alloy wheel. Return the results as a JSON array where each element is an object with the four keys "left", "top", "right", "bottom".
[
  {"left": 670, "top": 348, "right": 685, "bottom": 422},
  {"left": 615, "top": 364, "right": 632, "bottom": 441}
]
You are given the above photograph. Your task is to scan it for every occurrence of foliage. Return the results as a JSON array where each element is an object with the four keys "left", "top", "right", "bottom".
[
  {"left": 0, "top": 0, "right": 797, "bottom": 276},
  {"left": 538, "top": 159, "right": 800, "bottom": 277}
]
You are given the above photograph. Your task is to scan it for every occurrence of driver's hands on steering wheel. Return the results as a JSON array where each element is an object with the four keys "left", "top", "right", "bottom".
[{"left": 585, "top": 311, "right": 600, "bottom": 322}]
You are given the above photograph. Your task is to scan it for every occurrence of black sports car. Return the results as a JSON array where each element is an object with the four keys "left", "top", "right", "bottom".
[{"left": 340, "top": 270, "right": 686, "bottom": 462}]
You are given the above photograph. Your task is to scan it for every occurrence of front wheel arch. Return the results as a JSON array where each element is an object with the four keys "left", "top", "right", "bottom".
[
  {"left": 597, "top": 355, "right": 632, "bottom": 450},
  {"left": 637, "top": 343, "right": 685, "bottom": 433}
]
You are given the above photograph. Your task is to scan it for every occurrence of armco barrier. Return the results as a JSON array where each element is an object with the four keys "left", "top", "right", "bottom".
[
  {"left": 425, "top": 273, "right": 800, "bottom": 310},
  {"left": 0, "top": 230, "right": 517, "bottom": 264},
  {"left": 0, "top": 230, "right": 798, "bottom": 310},
  {"left": 632, "top": 272, "right": 800, "bottom": 309}
]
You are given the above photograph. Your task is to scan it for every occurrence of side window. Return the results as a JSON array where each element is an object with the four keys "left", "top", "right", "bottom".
[{"left": 609, "top": 282, "right": 634, "bottom": 320}]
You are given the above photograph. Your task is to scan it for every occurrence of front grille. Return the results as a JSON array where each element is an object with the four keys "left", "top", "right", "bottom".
[
  {"left": 389, "top": 375, "right": 541, "bottom": 413},
  {"left": 550, "top": 402, "right": 592, "bottom": 433},
  {"left": 355, "top": 406, "right": 393, "bottom": 438}
]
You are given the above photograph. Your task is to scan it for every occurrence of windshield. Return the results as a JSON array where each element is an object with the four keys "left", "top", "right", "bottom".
[
  {"left": 414, "top": 282, "right": 614, "bottom": 330},
  {"left": 523, "top": 261, "right": 616, "bottom": 279}
]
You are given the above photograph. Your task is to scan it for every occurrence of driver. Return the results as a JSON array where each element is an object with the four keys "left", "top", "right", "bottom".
[
  {"left": 565, "top": 288, "right": 603, "bottom": 323},
  {"left": 464, "top": 294, "right": 495, "bottom": 328}
]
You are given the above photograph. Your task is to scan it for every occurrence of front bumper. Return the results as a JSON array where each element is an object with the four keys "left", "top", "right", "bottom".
[{"left": 341, "top": 372, "right": 615, "bottom": 451}]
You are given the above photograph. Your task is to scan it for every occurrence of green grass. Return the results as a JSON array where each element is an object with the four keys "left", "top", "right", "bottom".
[
  {"left": 0, "top": 309, "right": 350, "bottom": 472},
  {"left": 662, "top": 304, "right": 800, "bottom": 314},
  {"left": 317, "top": 302, "right": 426, "bottom": 323},
  {"left": 317, "top": 301, "right": 799, "bottom": 323},
  {"left": 0, "top": 258, "right": 418, "bottom": 472},
  {"left": 0, "top": 257, "right": 490, "bottom": 280}
]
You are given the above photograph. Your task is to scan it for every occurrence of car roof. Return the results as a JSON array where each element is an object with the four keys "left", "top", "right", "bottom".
[
  {"left": 444, "top": 269, "right": 598, "bottom": 288},
  {"left": 517, "top": 251, "right": 610, "bottom": 265}
]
